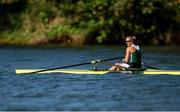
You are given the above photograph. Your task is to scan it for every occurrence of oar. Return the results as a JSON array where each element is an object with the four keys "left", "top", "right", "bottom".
[
  {"left": 28, "top": 57, "right": 123, "bottom": 74},
  {"left": 142, "top": 62, "right": 159, "bottom": 70},
  {"left": 144, "top": 65, "right": 159, "bottom": 70}
]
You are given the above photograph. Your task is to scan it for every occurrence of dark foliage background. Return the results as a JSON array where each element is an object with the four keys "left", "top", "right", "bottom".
[{"left": 0, "top": 0, "right": 179, "bottom": 45}]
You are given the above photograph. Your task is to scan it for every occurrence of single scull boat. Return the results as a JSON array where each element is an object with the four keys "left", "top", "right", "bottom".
[{"left": 15, "top": 69, "right": 180, "bottom": 75}]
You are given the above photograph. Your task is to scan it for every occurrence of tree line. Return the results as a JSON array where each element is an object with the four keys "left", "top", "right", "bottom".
[{"left": 0, "top": 0, "right": 179, "bottom": 46}]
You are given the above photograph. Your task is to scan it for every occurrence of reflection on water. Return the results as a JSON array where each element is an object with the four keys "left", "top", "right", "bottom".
[{"left": 0, "top": 46, "right": 180, "bottom": 111}]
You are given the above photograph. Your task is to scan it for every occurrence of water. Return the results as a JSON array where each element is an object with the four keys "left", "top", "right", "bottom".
[{"left": 0, "top": 46, "right": 180, "bottom": 111}]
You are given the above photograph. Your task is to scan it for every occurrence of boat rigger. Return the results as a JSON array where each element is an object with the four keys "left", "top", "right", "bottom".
[{"left": 15, "top": 69, "right": 180, "bottom": 75}]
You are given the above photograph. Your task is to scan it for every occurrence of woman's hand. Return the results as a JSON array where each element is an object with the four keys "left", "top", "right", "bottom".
[{"left": 122, "top": 58, "right": 125, "bottom": 62}]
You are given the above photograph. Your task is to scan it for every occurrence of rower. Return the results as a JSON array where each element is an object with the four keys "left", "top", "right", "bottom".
[{"left": 109, "top": 36, "right": 142, "bottom": 70}]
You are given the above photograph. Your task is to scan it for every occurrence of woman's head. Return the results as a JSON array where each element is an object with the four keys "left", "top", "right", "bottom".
[{"left": 126, "top": 36, "right": 134, "bottom": 46}]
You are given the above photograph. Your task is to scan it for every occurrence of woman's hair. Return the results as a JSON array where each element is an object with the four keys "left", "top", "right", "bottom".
[
  {"left": 126, "top": 36, "right": 138, "bottom": 44},
  {"left": 132, "top": 36, "right": 136, "bottom": 41}
]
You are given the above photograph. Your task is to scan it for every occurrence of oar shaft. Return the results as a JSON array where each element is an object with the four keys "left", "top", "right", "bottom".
[
  {"left": 29, "top": 57, "right": 123, "bottom": 74},
  {"left": 142, "top": 62, "right": 159, "bottom": 70},
  {"left": 144, "top": 65, "right": 159, "bottom": 70},
  {"left": 29, "top": 62, "right": 91, "bottom": 74}
]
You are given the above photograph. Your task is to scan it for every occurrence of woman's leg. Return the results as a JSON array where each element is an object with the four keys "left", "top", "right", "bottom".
[
  {"left": 109, "top": 63, "right": 121, "bottom": 70},
  {"left": 109, "top": 63, "right": 130, "bottom": 70}
]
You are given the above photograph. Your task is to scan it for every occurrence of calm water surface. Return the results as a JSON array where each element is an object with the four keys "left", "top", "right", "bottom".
[{"left": 0, "top": 46, "right": 180, "bottom": 111}]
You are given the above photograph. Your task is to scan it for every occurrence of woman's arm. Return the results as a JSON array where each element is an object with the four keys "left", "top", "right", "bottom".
[{"left": 123, "top": 47, "right": 130, "bottom": 63}]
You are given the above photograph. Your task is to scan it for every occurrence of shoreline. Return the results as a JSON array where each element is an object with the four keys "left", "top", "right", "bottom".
[{"left": 0, "top": 37, "right": 179, "bottom": 47}]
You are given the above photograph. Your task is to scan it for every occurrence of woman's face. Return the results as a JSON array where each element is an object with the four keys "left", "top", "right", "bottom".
[{"left": 126, "top": 37, "right": 133, "bottom": 47}]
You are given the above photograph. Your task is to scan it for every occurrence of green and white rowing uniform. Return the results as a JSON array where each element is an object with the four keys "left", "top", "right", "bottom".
[
  {"left": 118, "top": 44, "right": 142, "bottom": 68},
  {"left": 129, "top": 45, "right": 142, "bottom": 68}
]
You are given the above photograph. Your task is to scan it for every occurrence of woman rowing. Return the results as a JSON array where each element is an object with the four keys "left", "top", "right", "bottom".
[{"left": 109, "top": 36, "right": 142, "bottom": 70}]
